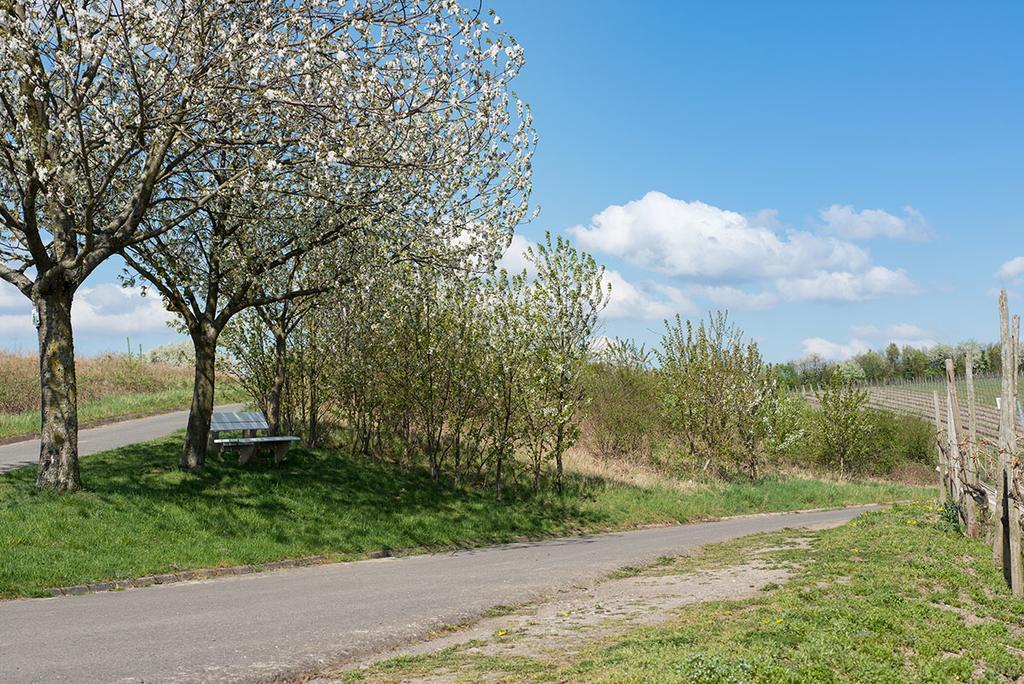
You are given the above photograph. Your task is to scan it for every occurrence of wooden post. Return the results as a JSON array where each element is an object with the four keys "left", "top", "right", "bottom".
[
  {"left": 965, "top": 352, "right": 984, "bottom": 533},
  {"left": 966, "top": 351, "right": 978, "bottom": 479},
  {"left": 995, "top": 291, "right": 1021, "bottom": 593},
  {"left": 933, "top": 391, "right": 947, "bottom": 504},
  {"left": 947, "top": 358, "right": 977, "bottom": 535},
  {"left": 1011, "top": 315, "right": 1023, "bottom": 595}
]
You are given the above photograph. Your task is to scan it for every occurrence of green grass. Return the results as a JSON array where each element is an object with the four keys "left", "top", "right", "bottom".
[
  {"left": 0, "top": 383, "right": 247, "bottom": 440},
  {"left": 357, "top": 503, "right": 1024, "bottom": 683},
  {"left": 0, "top": 438, "right": 926, "bottom": 598}
]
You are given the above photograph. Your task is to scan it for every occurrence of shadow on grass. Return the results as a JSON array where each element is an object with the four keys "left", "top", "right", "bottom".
[
  {"left": 0, "top": 438, "right": 619, "bottom": 596},
  {"left": 0, "top": 438, "right": 926, "bottom": 598}
]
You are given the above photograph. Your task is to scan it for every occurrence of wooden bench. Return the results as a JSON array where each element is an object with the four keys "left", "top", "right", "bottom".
[{"left": 209, "top": 411, "right": 299, "bottom": 464}]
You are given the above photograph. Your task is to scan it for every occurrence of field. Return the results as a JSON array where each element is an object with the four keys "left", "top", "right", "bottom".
[
  {"left": 0, "top": 353, "right": 242, "bottom": 440},
  {"left": 0, "top": 436, "right": 927, "bottom": 599},
  {"left": 345, "top": 503, "right": 1024, "bottom": 683}
]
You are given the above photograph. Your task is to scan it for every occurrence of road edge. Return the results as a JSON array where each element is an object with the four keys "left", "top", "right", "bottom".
[{"left": 29, "top": 501, "right": 896, "bottom": 601}]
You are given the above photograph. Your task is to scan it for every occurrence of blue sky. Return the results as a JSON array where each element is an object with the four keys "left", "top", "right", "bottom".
[{"left": 2, "top": 1, "right": 1022, "bottom": 361}]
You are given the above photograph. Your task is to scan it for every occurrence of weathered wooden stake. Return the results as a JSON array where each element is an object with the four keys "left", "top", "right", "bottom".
[
  {"left": 995, "top": 291, "right": 1022, "bottom": 593},
  {"left": 1011, "top": 314, "right": 1023, "bottom": 595},
  {"left": 947, "top": 358, "right": 978, "bottom": 536},
  {"left": 933, "top": 391, "right": 947, "bottom": 504}
]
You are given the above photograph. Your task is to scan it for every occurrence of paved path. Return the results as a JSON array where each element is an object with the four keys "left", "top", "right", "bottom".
[
  {"left": 0, "top": 404, "right": 244, "bottom": 473},
  {"left": 0, "top": 505, "right": 879, "bottom": 683}
]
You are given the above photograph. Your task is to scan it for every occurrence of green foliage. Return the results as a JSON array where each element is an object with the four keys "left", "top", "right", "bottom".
[
  {"left": 584, "top": 339, "right": 661, "bottom": 460},
  {"left": 814, "top": 370, "right": 872, "bottom": 477},
  {"left": 862, "top": 409, "right": 935, "bottom": 472},
  {"left": 656, "top": 311, "right": 784, "bottom": 480},
  {"left": 791, "top": 339, "right": 1016, "bottom": 388},
  {"left": 225, "top": 232, "right": 608, "bottom": 495},
  {"left": 0, "top": 437, "right": 926, "bottom": 598},
  {"left": 938, "top": 499, "right": 964, "bottom": 533}
]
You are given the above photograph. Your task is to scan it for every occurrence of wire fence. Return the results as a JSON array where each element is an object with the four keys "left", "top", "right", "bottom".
[{"left": 798, "top": 372, "right": 1024, "bottom": 489}]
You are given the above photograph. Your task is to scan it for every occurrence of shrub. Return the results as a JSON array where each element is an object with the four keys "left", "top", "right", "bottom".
[
  {"left": 656, "top": 311, "right": 783, "bottom": 480},
  {"left": 584, "top": 339, "right": 660, "bottom": 460},
  {"left": 814, "top": 370, "right": 873, "bottom": 478}
]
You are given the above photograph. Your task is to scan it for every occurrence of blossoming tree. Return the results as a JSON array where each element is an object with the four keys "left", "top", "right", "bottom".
[{"left": 0, "top": 0, "right": 533, "bottom": 487}]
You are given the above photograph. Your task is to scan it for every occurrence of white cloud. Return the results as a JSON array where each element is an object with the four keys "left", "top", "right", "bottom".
[
  {"left": 0, "top": 281, "right": 27, "bottom": 311},
  {"left": 800, "top": 337, "right": 871, "bottom": 362},
  {"left": 496, "top": 234, "right": 692, "bottom": 322},
  {"left": 804, "top": 322, "right": 939, "bottom": 362},
  {"left": 497, "top": 234, "right": 535, "bottom": 276},
  {"left": 850, "top": 323, "right": 932, "bottom": 340},
  {"left": 996, "top": 256, "right": 1024, "bottom": 280},
  {"left": 685, "top": 285, "right": 779, "bottom": 310},
  {"left": 569, "top": 192, "right": 869, "bottom": 281},
  {"left": 602, "top": 270, "right": 696, "bottom": 321},
  {"left": 775, "top": 266, "right": 920, "bottom": 303},
  {"left": 819, "top": 204, "right": 931, "bottom": 241},
  {"left": 566, "top": 192, "right": 919, "bottom": 307},
  {"left": 72, "top": 284, "right": 174, "bottom": 334}
]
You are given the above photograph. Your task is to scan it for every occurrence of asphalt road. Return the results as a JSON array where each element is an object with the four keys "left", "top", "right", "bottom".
[
  {"left": 0, "top": 504, "right": 879, "bottom": 683},
  {"left": 0, "top": 404, "right": 243, "bottom": 473}
]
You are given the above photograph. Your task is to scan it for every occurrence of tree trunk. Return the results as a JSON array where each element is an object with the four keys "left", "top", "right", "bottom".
[
  {"left": 35, "top": 286, "right": 81, "bottom": 492},
  {"left": 555, "top": 422, "right": 566, "bottom": 495},
  {"left": 182, "top": 329, "right": 218, "bottom": 470},
  {"left": 268, "top": 331, "right": 287, "bottom": 435}
]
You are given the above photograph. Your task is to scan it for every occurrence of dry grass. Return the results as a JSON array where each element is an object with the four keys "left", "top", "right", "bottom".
[
  {"left": 563, "top": 446, "right": 702, "bottom": 493},
  {"left": 0, "top": 352, "right": 194, "bottom": 414}
]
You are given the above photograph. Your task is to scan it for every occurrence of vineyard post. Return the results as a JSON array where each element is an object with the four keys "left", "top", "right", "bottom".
[
  {"left": 995, "top": 291, "right": 1022, "bottom": 593},
  {"left": 946, "top": 358, "right": 977, "bottom": 535},
  {"left": 1011, "top": 314, "right": 1023, "bottom": 595},
  {"left": 995, "top": 293, "right": 1010, "bottom": 571},
  {"left": 966, "top": 352, "right": 983, "bottom": 535},
  {"left": 933, "top": 391, "right": 948, "bottom": 504}
]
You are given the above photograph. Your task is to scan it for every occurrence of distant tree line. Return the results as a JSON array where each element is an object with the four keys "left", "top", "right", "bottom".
[{"left": 777, "top": 341, "right": 1011, "bottom": 388}]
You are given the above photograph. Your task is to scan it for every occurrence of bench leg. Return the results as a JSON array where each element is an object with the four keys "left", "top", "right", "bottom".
[
  {"left": 208, "top": 432, "right": 223, "bottom": 461},
  {"left": 238, "top": 445, "right": 257, "bottom": 465},
  {"left": 273, "top": 442, "right": 290, "bottom": 464}
]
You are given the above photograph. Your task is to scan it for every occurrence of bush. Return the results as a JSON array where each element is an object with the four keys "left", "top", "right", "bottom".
[
  {"left": 862, "top": 410, "right": 935, "bottom": 473},
  {"left": 814, "top": 371, "right": 872, "bottom": 477},
  {"left": 584, "top": 339, "right": 661, "bottom": 460},
  {"left": 656, "top": 311, "right": 783, "bottom": 480}
]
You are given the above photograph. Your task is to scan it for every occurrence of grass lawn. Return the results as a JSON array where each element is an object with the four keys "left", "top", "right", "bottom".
[
  {"left": 356, "top": 503, "right": 1024, "bottom": 683},
  {"left": 0, "top": 383, "right": 247, "bottom": 440},
  {"left": 0, "top": 438, "right": 927, "bottom": 598}
]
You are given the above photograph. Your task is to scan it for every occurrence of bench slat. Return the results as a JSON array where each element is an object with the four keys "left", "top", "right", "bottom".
[
  {"left": 210, "top": 411, "right": 270, "bottom": 432},
  {"left": 214, "top": 436, "right": 300, "bottom": 446}
]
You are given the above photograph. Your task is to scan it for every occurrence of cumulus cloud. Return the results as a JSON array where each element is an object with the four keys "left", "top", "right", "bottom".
[
  {"left": 568, "top": 192, "right": 869, "bottom": 281},
  {"left": 72, "top": 284, "right": 174, "bottom": 334},
  {"left": 567, "top": 192, "right": 920, "bottom": 307},
  {"left": 800, "top": 337, "right": 871, "bottom": 362},
  {"left": 803, "top": 322, "right": 939, "bottom": 362},
  {"left": 0, "top": 282, "right": 177, "bottom": 352},
  {"left": 497, "top": 233, "right": 535, "bottom": 275},
  {"left": 497, "top": 233, "right": 692, "bottom": 322},
  {"left": 0, "top": 281, "right": 26, "bottom": 311},
  {"left": 685, "top": 285, "right": 779, "bottom": 310},
  {"left": 602, "top": 270, "right": 696, "bottom": 320},
  {"left": 819, "top": 205, "right": 931, "bottom": 241},
  {"left": 850, "top": 323, "right": 932, "bottom": 340},
  {"left": 775, "top": 266, "right": 920, "bottom": 303},
  {"left": 996, "top": 256, "right": 1024, "bottom": 281}
]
